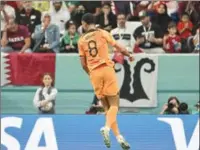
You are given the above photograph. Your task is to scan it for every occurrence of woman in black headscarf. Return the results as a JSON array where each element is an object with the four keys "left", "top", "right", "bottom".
[{"left": 151, "top": 3, "right": 172, "bottom": 34}]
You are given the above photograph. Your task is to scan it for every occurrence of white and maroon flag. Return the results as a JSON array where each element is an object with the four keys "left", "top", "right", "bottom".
[{"left": 1, "top": 53, "right": 56, "bottom": 86}]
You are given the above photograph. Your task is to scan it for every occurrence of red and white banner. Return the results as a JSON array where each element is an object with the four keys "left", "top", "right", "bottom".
[
  {"left": 1, "top": 53, "right": 10, "bottom": 86},
  {"left": 1, "top": 53, "right": 56, "bottom": 86}
]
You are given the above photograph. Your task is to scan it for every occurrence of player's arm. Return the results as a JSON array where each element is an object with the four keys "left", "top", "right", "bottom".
[
  {"left": 114, "top": 43, "right": 132, "bottom": 57},
  {"left": 78, "top": 40, "right": 90, "bottom": 75},
  {"left": 80, "top": 56, "right": 89, "bottom": 75},
  {"left": 102, "top": 30, "right": 134, "bottom": 61}
]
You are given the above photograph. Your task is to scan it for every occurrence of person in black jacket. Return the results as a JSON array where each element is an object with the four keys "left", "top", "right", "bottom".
[
  {"left": 133, "top": 10, "right": 165, "bottom": 53},
  {"left": 151, "top": 3, "right": 172, "bottom": 34},
  {"left": 95, "top": 3, "right": 117, "bottom": 32}
]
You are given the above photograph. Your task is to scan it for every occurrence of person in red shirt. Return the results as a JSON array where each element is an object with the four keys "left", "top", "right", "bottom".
[
  {"left": 177, "top": 12, "right": 193, "bottom": 39},
  {"left": 1, "top": 18, "right": 31, "bottom": 53},
  {"left": 163, "top": 22, "right": 181, "bottom": 53}
]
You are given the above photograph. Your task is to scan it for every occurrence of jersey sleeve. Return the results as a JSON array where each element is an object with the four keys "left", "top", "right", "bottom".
[
  {"left": 101, "top": 30, "right": 116, "bottom": 46},
  {"left": 78, "top": 39, "right": 85, "bottom": 57}
]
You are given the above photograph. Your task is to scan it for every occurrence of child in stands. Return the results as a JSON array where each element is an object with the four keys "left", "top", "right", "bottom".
[
  {"left": 177, "top": 12, "right": 193, "bottom": 40},
  {"left": 163, "top": 22, "right": 181, "bottom": 53}
]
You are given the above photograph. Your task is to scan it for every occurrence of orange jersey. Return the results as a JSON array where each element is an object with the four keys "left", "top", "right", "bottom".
[{"left": 78, "top": 29, "right": 116, "bottom": 72}]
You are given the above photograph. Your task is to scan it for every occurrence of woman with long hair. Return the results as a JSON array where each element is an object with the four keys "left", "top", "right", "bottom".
[{"left": 33, "top": 73, "right": 58, "bottom": 114}]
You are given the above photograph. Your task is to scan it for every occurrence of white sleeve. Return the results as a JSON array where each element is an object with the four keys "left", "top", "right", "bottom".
[
  {"left": 33, "top": 88, "right": 41, "bottom": 108},
  {"left": 44, "top": 88, "right": 58, "bottom": 101}
]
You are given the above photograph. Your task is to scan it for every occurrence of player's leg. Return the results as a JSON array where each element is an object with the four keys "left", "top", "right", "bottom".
[
  {"left": 102, "top": 66, "right": 120, "bottom": 131},
  {"left": 105, "top": 96, "right": 120, "bottom": 137},
  {"left": 100, "top": 96, "right": 122, "bottom": 147},
  {"left": 99, "top": 96, "right": 112, "bottom": 148},
  {"left": 104, "top": 95, "right": 119, "bottom": 131},
  {"left": 90, "top": 68, "right": 111, "bottom": 148},
  {"left": 100, "top": 97, "right": 110, "bottom": 113},
  {"left": 106, "top": 95, "right": 130, "bottom": 150},
  {"left": 103, "top": 66, "right": 130, "bottom": 150}
]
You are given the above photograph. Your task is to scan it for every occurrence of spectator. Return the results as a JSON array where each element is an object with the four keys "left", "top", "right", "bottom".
[
  {"left": 151, "top": 3, "right": 172, "bottom": 34},
  {"left": 160, "top": 96, "right": 180, "bottom": 114},
  {"left": 60, "top": 20, "right": 79, "bottom": 53},
  {"left": 16, "top": 1, "right": 41, "bottom": 34},
  {"left": 48, "top": 1, "right": 70, "bottom": 36},
  {"left": 111, "top": 1, "right": 131, "bottom": 16},
  {"left": 148, "top": 1, "right": 179, "bottom": 21},
  {"left": 179, "top": 102, "right": 190, "bottom": 114},
  {"left": 0, "top": 1, "right": 16, "bottom": 35},
  {"left": 193, "top": 101, "right": 200, "bottom": 114},
  {"left": 111, "top": 13, "right": 134, "bottom": 52},
  {"left": 15, "top": 1, "right": 24, "bottom": 15},
  {"left": 65, "top": 1, "right": 80, "bottom": 9},
  {"left": 193, "top": 28, "right": 200, "bottom": 53},
  {"left": 128, "top": 1, "right": 149, "bottom": 21},
  {"left": 33, "top": 73, "right": 58, "bottom": 114},
  {"left": 184, "top": 1, "right": 200, "bottom": 25},
  {"left": 32, "top": 1, "right": 50, "bottom": 12},
  {"left": 96, "top": 3, "right": 117, "bottom": 32},
  {"left": 70, "top": 4, "right": 86, "bottom": 27},
  {"left": 163, "top": 22, "right": 181, "bottom": 53},
  {"left": 1, "top": 18, "right": 31, "bottom": 53},
  {"left": 133, "top": 10, "right": 164, "bottom": 53},
  {"left": 80, "top": 1, "right": 101, "bottom": 15},
  {"left": 32, "top": 13, "right": 60, "bottom": 53},
  {"left": 177, "top": 12, "right": 193, "bottom": 40}
]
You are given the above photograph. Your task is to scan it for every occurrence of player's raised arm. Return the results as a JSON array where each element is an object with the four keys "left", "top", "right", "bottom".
[
  {"left": 114, "top": 43, "right": 133, "bottom": 59},
  {"left": 102, "top": 29, "right": 134, "bottom": 61}
]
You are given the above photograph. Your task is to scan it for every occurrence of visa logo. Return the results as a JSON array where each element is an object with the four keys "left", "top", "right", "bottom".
[
  {"left": 158, "top": 117, "right": 199, "bottom": 150},
  {"left": 1, "top": 117, "right": 58, "bottom": 150}
]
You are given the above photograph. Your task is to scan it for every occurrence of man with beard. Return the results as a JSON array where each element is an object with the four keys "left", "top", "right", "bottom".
[
  {"left": 15, "top": 1, "right": 41, "bottom": 34},
  {"left": 48, "top": 1, "right": 70, "bottom": 36},
  {"left": 133, "top": 10, "right": 164, "bottom": 53},
  {"left": 111, "top": 13, "right": 134, "bottom": 53}
]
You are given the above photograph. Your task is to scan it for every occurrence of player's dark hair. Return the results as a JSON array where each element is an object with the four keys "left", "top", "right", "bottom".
[
  {"left": 168, "top": 22, "right": 176, "bottom": 29},
  {"left": 81, "top": 13, "right": 95, "bottom": 25}
]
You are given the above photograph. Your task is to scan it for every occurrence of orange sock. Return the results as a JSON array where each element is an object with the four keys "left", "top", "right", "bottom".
[
  {"left": 111, "top": 121, "right": 120, "bottom": 137},
  {"left": 105, "top": 106, "right": 118, "bottom": 129}
]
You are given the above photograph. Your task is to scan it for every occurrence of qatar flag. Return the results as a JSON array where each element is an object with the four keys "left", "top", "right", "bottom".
[{"left": 1, "top": 53, "right": 56, "bottom": 86}]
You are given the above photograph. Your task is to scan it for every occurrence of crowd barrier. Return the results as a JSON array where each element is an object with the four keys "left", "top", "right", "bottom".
[
  {"left": 1, "top": 115, "right": 199, "bottom": 150},
  {"left": 1, "top": 53, "right": 199, "bottom": 114}
]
